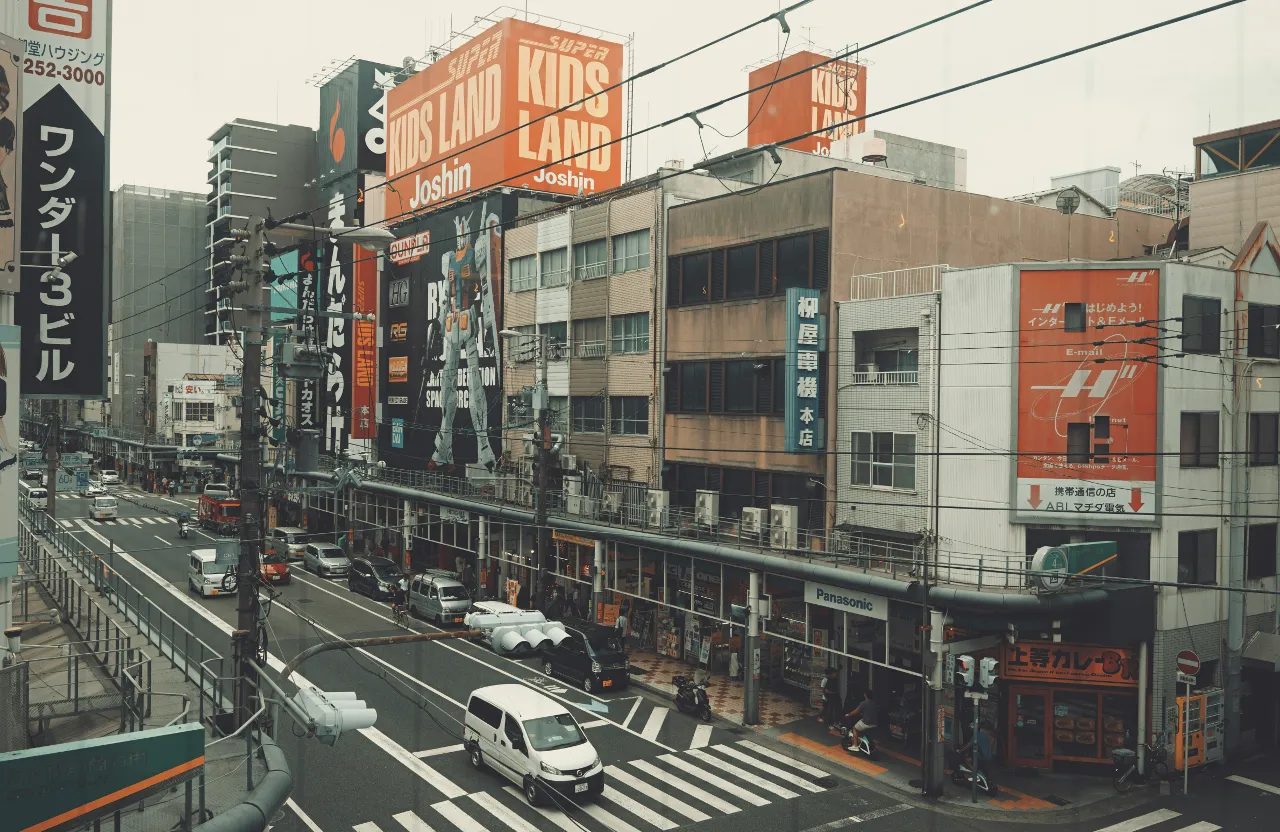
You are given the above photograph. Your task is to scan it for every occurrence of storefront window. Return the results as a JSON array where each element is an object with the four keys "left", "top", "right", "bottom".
[
  {"left": 614, "top": 544, "right": 640, "bottom": 597},
  {"left": 692, "top": 562, "right": 721, "bottom": 617},
  {"left": 666, "top": 553, "right": 693, "bottom": 610},
  {"left": 1052, "top": 691, "right": 1101, "bottom": 760},
  {"left": 640, "top": 548, "right": 663, "bottom": 602},
  {"left": 1101, "top": 694, "right": 1137, "bottom": 755}
]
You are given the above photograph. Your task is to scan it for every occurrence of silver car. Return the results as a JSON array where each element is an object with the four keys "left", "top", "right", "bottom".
[
  {"left": 303, "top": 542, "right": 349, "bottom": 577},
  {"left": 268, "top": 526, "right": 308, "bottom": 561},
  {"left": 408, "top": 571, "right": 472, "bottom": 626}
]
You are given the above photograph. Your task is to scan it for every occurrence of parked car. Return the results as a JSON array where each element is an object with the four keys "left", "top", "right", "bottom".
[
  {"left": 541, "top": 622, "right": 629, "bottom": 694},
  {"left": 259, "top": 550, "right": 292, "bottom": 585},
  {"left": 408, "top": 570, "right": 472, "bottom": 625},
  {"left": 21, "top": 467, "right": 43, "bottom": 482},
  {"left": 202, "top": 482, "right": 232, "bottom": 498},
  {"left": 267, "top": 526, "right": 308, "bottom": 561},
  {"left": 348, "top": 556, "right": 403, "bottom": 600},
  {"left": 99, "top": 470, "right": 120, "bottom": 485},
  {"left": 303, "top": 542, "right": 349, "bottom": 578}
]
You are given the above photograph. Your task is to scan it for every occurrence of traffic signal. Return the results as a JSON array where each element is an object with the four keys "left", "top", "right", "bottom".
[
  {"left": 979, "top": 657, "right": 999, "bottom": 689},
  {"left": 955, "top": 654, "right": 975, "bottom": 688},
  {"left": 291, "top": 687, "right": 378, "bottom": 745}
]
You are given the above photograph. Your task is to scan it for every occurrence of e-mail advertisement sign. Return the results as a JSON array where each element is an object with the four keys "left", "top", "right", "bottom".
[
  {"left": 5, "top": 0, "right": 112, "bottom": 398},
  {"left": 379, "top": 194, "right": 517, "bottom": 473},
  {"left": 385, "top": 17, "right": 623, "bottom": 221},
  {"left": 320, "top": 59, "right": 400, "bottom": 178},
  {"left": 1015, "top": 268, "right": 1159, "bottom": 524},
  {"left": 747, "top": 51, "right": 866, "bottom": 156}
]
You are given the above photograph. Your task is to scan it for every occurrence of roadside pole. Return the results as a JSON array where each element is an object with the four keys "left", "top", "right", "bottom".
[
  {"left": 534, "top": 334, "right": 550, "bottom": 608},
  {"left": 744, "top": 570, "right": 761, "bottom": 724},
  {"left": 46, "top": 404, "right": 59, "bottom": 520}
]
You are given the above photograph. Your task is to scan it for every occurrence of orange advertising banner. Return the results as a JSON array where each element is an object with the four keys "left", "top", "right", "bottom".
[
  {"left": 385, "top": 18, "right": 624, "bottom": 221},
  {"left": 746, "top": 51, "right": 867, "bottom": 156},
  {"left": 1015, "top": 268, "right": 1159, "bottom": 522},
  {"left": 351, "top": 246, "right": 377, "bottom": 439},
  {"left": 1001, "top": 640, "right": 1139, "bottom": 688}
]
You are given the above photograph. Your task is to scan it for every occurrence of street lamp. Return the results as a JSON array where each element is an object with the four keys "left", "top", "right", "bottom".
[{"left": 500, "top": 329, "right": 551, "bottom": 609}]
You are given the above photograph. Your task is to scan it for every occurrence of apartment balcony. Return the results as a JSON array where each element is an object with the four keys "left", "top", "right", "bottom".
[
  {"left": 849, "top": 369, "right": 918, "bottom": 386},
  {"left": 541, "top": 268, "right": 569, "bottom": 288},
  {"left": 574, "top": 340, "right": 606, "bottom": 359},
  {"left": 574, "top": 261, "right": 608, "bottom": 281}
]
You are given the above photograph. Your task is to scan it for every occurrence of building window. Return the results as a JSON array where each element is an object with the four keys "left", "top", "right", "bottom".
[
  {"left": 185, "top": 402, "right": 214, "bottom": 421},
  {"left": 610, "top": 312, "right": 649, "bottom": 354},
  {"left": 1178, "top": 529, "right": 1217, "bottom": 585},
  {"left": 612, "top": 229, "right": 650, "bottom": 274},
  {"left": 675, "top": 362, "right": 708, "bottom": 412},
  {"left": 571, "top": 396, "right": 605, "bottom": 433},
  {"left": 851, "top": 431, "right": 916, "bottom": 490},
  {"left": 1182, "top": 296, "right": 1221, "bottom": 354},
  {"left": 1248, "top": 303, "right": 1280, "bottom": 358},
  {"left": 572, "top": 317, "right": 606, "bottom": 358},
  {"left": 1249, "top": 412, "right": 1279, "bottom": 466},
  {"left": 508, "top": 324, "right": 537, "bottom": 362},
  {"left": 540, "top": 321, "right": 568, "bottom": 359},
  {"left": 548, "top": 396, "right": 568, "bottom": 433},
  {"left": 1064, "top": 303, "right": 1086, "bottom": 332},
  {"left": 510, "top": 254, "right": 537, "bottom": 292},
  {"left": 725, "top": 360, "right": 757, "bottom": 412},
  {"left": 574, "top": 238, "right": 608, "bottom": 281},
  {"left": 1066, "top": 423, "right": 1091, "bottom": 463},
  {"left": 680, "top": 251, "right": 710, "bottom": 305},
  {"left": 1247, "top": 523, "right": 1278, "bottom": 580},
  {"left": 1180, "top": 412, "right": 1219, "bottom": 468},
  {"left": 610, "top": 396, "right": 649, "bottom": 435},
  {"left": 774, "top": 234, "right": 811, "bottom": 292},
  {"left": 725, "top": 244, "right": 758, "bottom": 299},
  {"left": 540, "top": 248, "right": 569, "bottom": 287}
]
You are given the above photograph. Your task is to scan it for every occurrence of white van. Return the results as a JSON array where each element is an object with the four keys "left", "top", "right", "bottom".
[
  {"left": 89, "top": 495, "right": 118, "bottom": 520},
  {"left": 464, "top": 684, "right": 602, "bottom": 806},
  {"left": 26, "top": 486, "right": 48, "bottom": 510},
  {"left": 188, "top": 549, "right": 235, "bottom": 597}
]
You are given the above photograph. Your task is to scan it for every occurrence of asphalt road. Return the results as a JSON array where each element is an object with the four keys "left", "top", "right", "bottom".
[{"left": 41, "top": 489, "right": 1275, "bottom": 832}]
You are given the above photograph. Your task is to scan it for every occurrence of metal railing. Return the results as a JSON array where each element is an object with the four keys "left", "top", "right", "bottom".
[
  {"left": 848, "top": 369, "right": 919, "bottom": 385},
  {"left": 850, "top": 264, "right": 948, "bottom": 300},
  {"left": 575, "top": 261, "right": 608, "bottom": 281},
  {"left": 540, "top": 267, "right": 569, "bottom": 287},
  {"left": 575, "top": 340, "right": 606, "bottom": 358}
]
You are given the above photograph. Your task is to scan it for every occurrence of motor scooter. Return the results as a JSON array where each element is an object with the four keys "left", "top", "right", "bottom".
[
  {"left": 178, "top": 513, "right": 190, "bottom": 540},
  {"left": 949, "top": 751, "right": 998, "bottom": 797},
  {"left": 833, "top": 719, "right": 878, "bottom": 761},
  {"left": 672, "top": 675, "right": 712, "bottom": 722}
]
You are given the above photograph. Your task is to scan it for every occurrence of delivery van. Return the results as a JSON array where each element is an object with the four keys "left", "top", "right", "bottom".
[
  {"left": 188, "top": 548, "right": 236, "bottom": 597},
  {"left": 89, "top": 495, "right": 118, "bottom": 520}
]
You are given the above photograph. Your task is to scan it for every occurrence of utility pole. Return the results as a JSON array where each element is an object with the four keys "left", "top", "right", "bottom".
[
  {"left": 533, "top": 334, "right": 551, "bottom": 608},
  {"left": 231, "top": 216, "right": 271, "bottom": 730},
  {"left": 46, "top": 403, "right": 59, "bottom": 520}
]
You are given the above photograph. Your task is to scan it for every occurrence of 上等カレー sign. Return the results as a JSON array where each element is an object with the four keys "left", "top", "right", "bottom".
[{"left": 1001, "top": 640, "right": 1138, "bottom": 687}]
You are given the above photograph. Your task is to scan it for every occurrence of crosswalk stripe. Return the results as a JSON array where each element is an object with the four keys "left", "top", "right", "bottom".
[
  {"left": 640, "top": 707, "right": 667, "bottom": 741},
  {"left": 1176, "top": 823, "right": 1221, "bottom": 831},
  {"left": 1227, "top": 774, "right": 1280, "bottom": 795},
  {"left": 708, "top": 744, "right": 823, "bottom": 792},
  {"left": 687, "top": 748, "right": 800, "bottom": 799},
  {"left": 413, "top": 744, "right": 464, "bottom": 759},
  {"left": 1095, "top": 810, "right": 1182, "bottom": 832},
  {"left": 736, "top": 740, "right": 829, "bottom": 778},
  {"left": 141, "top": 517, "right": 157, "bottom": 524},
  {"left": 601, "top": 785, "right": 677, "bottom": 830},
  {"left": 353, "top": 823, "right": 383, "bottom": 832},
  {"left": 605, "top": 765, "right": 710, "bottom": 823},
  {"left": 360, "top": 726, "right": 465, "bottom": 799},
  {"left": 58, "top": 520, "right": 73, "bottom": 529},
  {"left": 392, "top": 810, "right": 436, "bottom": 832},
  {"left": 431, "top": 800, "right": 488, "bottom": 832},
  {"left": 690, "top": 724, "right": 713, "bottom": 749},
  {"left": 628, "top": 759, "right": 740, "bottom": 815},
  {"left": 468, "top": 792, "right": 541, "bottom": 832},
  {"left": 501, "top": 786, "right": 579, "bottom": 832},
  {"left": 129, "top": 518, "right": 144, "bottom": 526},
  {"left": 579, "top": 801, "right": 643, "bottom": 832},
  {"left": 656, "top": 754, "right": 769, "bottom": 807}
]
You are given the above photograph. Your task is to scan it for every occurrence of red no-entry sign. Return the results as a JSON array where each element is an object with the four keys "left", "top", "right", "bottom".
[{"left": 1175, "top": 649, "right": 1200, "bottom": 676}]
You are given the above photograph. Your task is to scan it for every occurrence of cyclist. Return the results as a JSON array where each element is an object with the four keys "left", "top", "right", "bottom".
[
  {"left": 957, "top": 720, "right": 995, "bottom": 776},
  {"left": 841, "top": 691, "right": 879, "bottom": 751},
  {"left": 390, "top": 578, "right": 408, "bottom": 621}
]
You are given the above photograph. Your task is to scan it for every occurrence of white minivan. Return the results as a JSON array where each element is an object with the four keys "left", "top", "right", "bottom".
[
  {"left": 464, "top": 684, "right": 602, "bottom": 806},
  {"left": 89, "top": 495, "right": 118, "bottom": 520},
  {"left": 26, "top": 486, "right": 48, "bottom": 510},
  {"left": 188, "top": 549, "right": 236, "bottom": 597}
]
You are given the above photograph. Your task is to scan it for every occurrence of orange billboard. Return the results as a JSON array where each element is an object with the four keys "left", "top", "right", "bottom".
[
  {"left": 385, "top": 18, "right": 624, "bottom": 221},
  {"left": 746, "top": 51, "right": 866, "bottom": 156},
  {"left": 1015, "top": 268, "right": 1160, "bottom": 523}
]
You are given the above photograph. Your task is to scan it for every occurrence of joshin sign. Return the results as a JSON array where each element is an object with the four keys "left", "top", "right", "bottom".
[{"left": 4, "top": 0, "right": 112, "bottom": 398}]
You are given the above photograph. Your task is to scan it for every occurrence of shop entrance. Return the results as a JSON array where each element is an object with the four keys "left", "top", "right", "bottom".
[{"left": 1008, "top": 685, "right": 1137, "bottom": 769}]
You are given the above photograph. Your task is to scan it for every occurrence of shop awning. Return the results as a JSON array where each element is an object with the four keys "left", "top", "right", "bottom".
[{"left": 1242, "top": 630, "right": 1280, "bottom": 672}]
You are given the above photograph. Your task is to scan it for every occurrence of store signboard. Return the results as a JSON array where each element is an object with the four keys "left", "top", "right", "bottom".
[
  {"left": 552, "top": 530, "right": 595, "bottom": 548},
  {"left": 803, "top": 580, "right": 887, "bottom": 620},
  {"left": 1001, "top": 640, "right": 1138, "bottom": 688},
  {"left": 746, "top": 50, "right": 867, "bottom": 156},
  {"left": 784, "top": 287, "right": 824, "bottom": 452}
]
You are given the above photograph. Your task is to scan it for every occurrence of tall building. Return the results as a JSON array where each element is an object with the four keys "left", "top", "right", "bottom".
[
  {"left": 205, "top": 119, "right": 317, "bottom": 343},
  {"left": 108, "top": 185, "right": 207, "bottom": 438},
  {"left": 1191, "top": 118, "right": 1280, "bottom": 252}
]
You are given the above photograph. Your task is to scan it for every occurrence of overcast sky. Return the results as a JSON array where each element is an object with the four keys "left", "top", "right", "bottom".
[{"left": 111, "top": 0, "right": 1273, "bottom": 198}]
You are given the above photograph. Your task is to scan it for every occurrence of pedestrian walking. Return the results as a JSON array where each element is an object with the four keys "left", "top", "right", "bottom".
[{"left": 818, "top": 667, "right": 842, "bottom": 723}]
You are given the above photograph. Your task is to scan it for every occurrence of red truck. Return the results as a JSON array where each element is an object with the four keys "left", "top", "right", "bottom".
[{"left": 198, "top": 494, "right": 241, "bottom": 535}]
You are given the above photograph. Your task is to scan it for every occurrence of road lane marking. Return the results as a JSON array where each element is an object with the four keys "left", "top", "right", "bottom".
[
  {"left": 581, "top": 719, "right": 609, "bottom": 728},
  {"left": 412, "top": 744, "right": 463, "bottom": 759},
  {"left": 353, "top": 824, "right": 383, "bottom": 832},
  {"left": 431, "top": 800, "right": 488, "bottom": 832},
  {"left": 579, "top": 801, "right": 643, "bottom": 832},
  {"left": 469, "top": 792, "right": 541, "bottom": 832},
  {"left": 1095, "top": 810, "right": 1182, "bottom": 832},
  {"left": 501, "top": 786, "right": 579, "bottom": 832},
  {"left": 605, "top": 765, "right": 710, "bottom": 823},
  {"left": 640, "top": 707, "right": 667, "bottom": 741},
  {"left": 141, "top": 517, "right": 158, "bottom": 524},
  {"left": 1227, "top": 775, "right": 1280, "bottom": 795},
  {"left": 656, "top": 754, "right": 769, "bottom": 806},
  {"left": 690, "top": 723, "right": 713, "bottom": 749},
  {"left": 736, "top": 740, "right": 829, "bottom": 778},
  {"left": 1175, "top": 824, "right": 1221, "bottom": 832},
  {"left": 627, "top": 759, "right": 740, "bottom": 814},
  {"left": 285, "top": 798, "right": 324, "bottom": 832},
  {"left": 708, "top": 744, "right": 823, "bottom": 791},
  {"left": 391, "top": 811, "right": 436, "bottom": 832},
  {"left": 687, "top": 748, "right": 800, "bottom": 799},
  {"left": 621, "top": 697, "right": 643, "bottom": 730},
  {"left": 601, "top": 784, "right": 679, "bottom": 829},
  {"left": 355, "top": 727, "right": 466, "bottom": 799},
  {"left": 153, "top": 535, "right": 172, "bottom": 547},
  {"left": 58, "top": 519, "right": 74, "bottom": 528}
]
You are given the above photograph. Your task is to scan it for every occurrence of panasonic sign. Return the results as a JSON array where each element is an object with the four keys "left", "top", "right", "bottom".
[{"left": 804, "top": 581, "right": 887, "bottom": 620}]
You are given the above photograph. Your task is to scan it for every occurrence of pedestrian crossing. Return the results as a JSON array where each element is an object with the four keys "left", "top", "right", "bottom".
[
  {"left": 59, "top": 516, "right": 174, "bottom": 528},
  {"left": 1094, "top": 810, "right": 1218, "bottom": 831},
  {"left": 347, "top": 739, "right": 844, "bottom": 832}
]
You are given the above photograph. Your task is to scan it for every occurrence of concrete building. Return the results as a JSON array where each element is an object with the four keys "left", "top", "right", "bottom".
[
  {"left": 835, "top": 130, "right": 968, "bottom": 191},
  {"left": 204, "top": 119, "right": 316, "bottom": 343},
  {"left": 159, "top": 373, "right": 242, "bottom": 451},
  {"left": 662, "top": 165, "right": 1173, "bottom": 543},
  {"left": 1191, "top": 119, "right": 1280, "bottom": 253},
  {"left": 109, "top": 185, "right": 208, "bottom": 438},
  {"left": 141, "top": 343, "right": 237, "bottom": 453}
]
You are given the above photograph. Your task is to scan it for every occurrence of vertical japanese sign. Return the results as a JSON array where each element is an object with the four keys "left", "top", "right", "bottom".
[
  {"left": 350, "top": 244, "right": 376, "bottom": 439},
  {"left": 320, "top": 180, "right": 358, "bottom": 457},
  {"left": 1015, "top": 267, "right": 1159, "bottom": 524},
  {"left": 0, "top": 33, "right": 21, "bottom": 293},
  {"left": 294, "top": 243, "right": 320, "bottom": 434},
  {"left": 0, "top": 324, "right": 19, "bottom": 580},
  {"left": 785, "top": 287, "right": 824, "bottom": 452},
  {"left": 5, "top": 0, "right": 112, "bottom": 398}
]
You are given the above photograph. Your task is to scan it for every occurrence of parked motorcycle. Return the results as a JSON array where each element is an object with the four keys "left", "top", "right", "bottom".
[
  {"left": 834, "top": 719, "right": 878, "bottom": 761},
  {"left": 949, "top": 752, "right": 998, "bottom": 797},
  {"left": 672, "top": 675, "right": 712, "bottom": 722}
]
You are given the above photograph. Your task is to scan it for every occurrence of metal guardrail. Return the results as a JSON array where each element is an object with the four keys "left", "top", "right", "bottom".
[{"left": 849, "top": 369, "right": 919, "bottom": 385}]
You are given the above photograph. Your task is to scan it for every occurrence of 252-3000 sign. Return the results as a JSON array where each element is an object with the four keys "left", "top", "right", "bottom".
[{"left": 23, "top": 59, "right": 106, "bottom": 86}]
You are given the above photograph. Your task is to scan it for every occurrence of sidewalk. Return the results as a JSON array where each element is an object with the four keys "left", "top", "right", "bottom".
[{"left": 626, "top": 649, "right": 813, "bottom": 728}]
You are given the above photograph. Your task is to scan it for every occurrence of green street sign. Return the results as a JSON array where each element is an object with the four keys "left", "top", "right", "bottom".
[
  {"left": 1, "top": 723, "right": 205, "bottom": 832},
  {"left": 1030, "top": 541, "right": 1118, "bottom": 593}
]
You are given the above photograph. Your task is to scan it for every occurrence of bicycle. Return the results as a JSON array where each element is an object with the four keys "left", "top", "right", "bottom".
[
  {"left": 1113, "top": 740, "right": 1170, "bottom": 793},
  {"left": 392, "top": 604, "right": 411, "bottom": 629}
]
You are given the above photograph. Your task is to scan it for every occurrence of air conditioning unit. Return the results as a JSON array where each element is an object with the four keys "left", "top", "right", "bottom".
[
  {"left": 521, "top": 432, "right": 535, "bottom": 457},
  {"left": 566, "top": 494, "right": 583, "bottom": 516},
  {"left": 646, "top": 490, "right": 669, "bottom": 528},
  {"left": 601, "top": 491, "right": 622, "bottom": 514},
  {"left": 770, "top": 504, "right": 798, "bottom": 549},
  {"left": 741, "top": 506, "right": 766, "bottom": 537},
  {"left": 579, "top": 497, "right": 597, "bottom": 519},
  {"left": 695, "top": 489, "right": 719, "bottom": 528},
  {"left": 564, "top": 475, "right": 583, "bottom": 496},
  {"left": 561, "top": 454, "right": 578, "bottom": 471}
]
